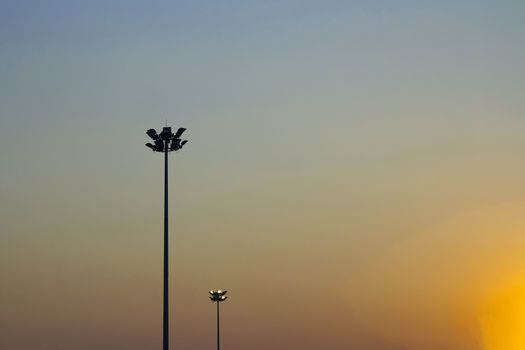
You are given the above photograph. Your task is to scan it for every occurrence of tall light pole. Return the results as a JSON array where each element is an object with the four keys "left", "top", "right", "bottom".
[
  {"left": 209, "top": 290, "right": 228, "bottom": 350},
  {"left": 146, "top": 126, "right": 188, "bottom": 350}
]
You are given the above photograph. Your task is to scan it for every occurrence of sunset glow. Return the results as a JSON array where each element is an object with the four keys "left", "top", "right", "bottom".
[{"left": 482, "top": 283, "right": 525, "bottom": 350}]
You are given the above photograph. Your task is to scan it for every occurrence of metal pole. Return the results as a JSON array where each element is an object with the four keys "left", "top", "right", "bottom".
[
  {"left": 216, "top": 301, "right": 220, "bottom": 350},
  {"left": 163, "top": 142, "right": 169, "bottom": 350},
  {"left": 147, "top": 127, "right": 187, "bottom": 350}
]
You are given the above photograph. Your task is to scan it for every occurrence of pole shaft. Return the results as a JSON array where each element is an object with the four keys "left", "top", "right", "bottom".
[
  {"left": 163, "top": 145, "right": 169, "bottom": 350},
  {"left": 217, "top": 302, "right": 220, "bottom": 350}
]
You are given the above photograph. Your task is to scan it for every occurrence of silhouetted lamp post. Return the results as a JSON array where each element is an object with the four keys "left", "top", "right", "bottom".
[
  {"left": 145, "top": 126, "right": 188, "bottom": 350},
  {"left": 209, "top": 290, "right": 228, "bottom": 350}
]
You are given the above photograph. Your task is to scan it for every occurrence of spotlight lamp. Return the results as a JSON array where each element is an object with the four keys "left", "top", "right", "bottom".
[
  {"left": 146, "top": 128, "right": 159, "bottom": 140},
  {"left": 174, "top": 127, "right": 186, "bottom": 139}
]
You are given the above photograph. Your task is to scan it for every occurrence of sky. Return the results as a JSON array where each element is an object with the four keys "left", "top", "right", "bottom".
[{"left": 1, "top": 1, "right": 525, "bottom": 349}]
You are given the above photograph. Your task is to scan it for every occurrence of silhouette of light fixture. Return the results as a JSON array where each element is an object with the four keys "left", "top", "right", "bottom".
[
  {"left": 146, "top": 127, "right": 188, "bottom": 153},
  {"left": 147, "top": 128, "right": 159, "bottom": 140},
  {"left": 174, "top": 127, "right": 186, "bottom": 139},
  {"left": 209, "top": 290, "right": 228, "bottom": 350},
  {"left": 145, "top": 126, "right": 188, "bottom": 350}
]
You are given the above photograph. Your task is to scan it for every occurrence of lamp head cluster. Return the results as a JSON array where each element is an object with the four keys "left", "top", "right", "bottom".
[
  {"left": 145, "top": 127, "right": 188, "bottom": 152},
  {"left": 209, "top": 290, "right": 228, "bottom": 302}
]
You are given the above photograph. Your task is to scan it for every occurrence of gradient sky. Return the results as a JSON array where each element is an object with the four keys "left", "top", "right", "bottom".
[{"left": 1, "top": 1, "right": 525, "bottom": 349}]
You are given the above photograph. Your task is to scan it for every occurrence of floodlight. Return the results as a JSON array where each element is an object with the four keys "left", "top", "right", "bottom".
[
  {"left": 174, "top": 127, "right": 186, "bottom": 139},
  {"left": 170, "top": 140, "right": 180, "bottom": 151},
  {"left": 154, "top": 139, "right": 164, "bottom": 151},
  {"left": 160, "top": 127, "right": 173, "bottom": 140},
  {"left": 146, "top": 129, "right": 158, "bottom": 140},
  {"left": 146, "top": 143, "right": 155, "bottom": 150}
]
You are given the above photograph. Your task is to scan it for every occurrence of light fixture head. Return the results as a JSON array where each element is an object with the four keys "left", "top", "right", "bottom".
[
  {"left": 174, "top": 127, "right": 186, "bottom": 139},
  {"left": 160, "top": 127, "right": 173, "bottom": 140},
  {"left": 154, "top": 139, "right": 164, "bottom": 152},
  {"left": 209, "top": 289, "right": 228, "bottom": 302},
  {"left": 170, "top": 139, "right": 180, "bottom": 151},
  {"left": 146, "top": 126, "right": 187, "bottom": 152},
  {"left": 146, "top": 129, "right": 158, "bottom": 140}
]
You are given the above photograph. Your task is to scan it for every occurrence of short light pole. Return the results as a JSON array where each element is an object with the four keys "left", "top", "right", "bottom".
[
  {"left": 209, "top": 290, "right": 228, "bottom": 350},
  {"left": 145, "top": 126, "right": 188, "bottom": 350}
]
